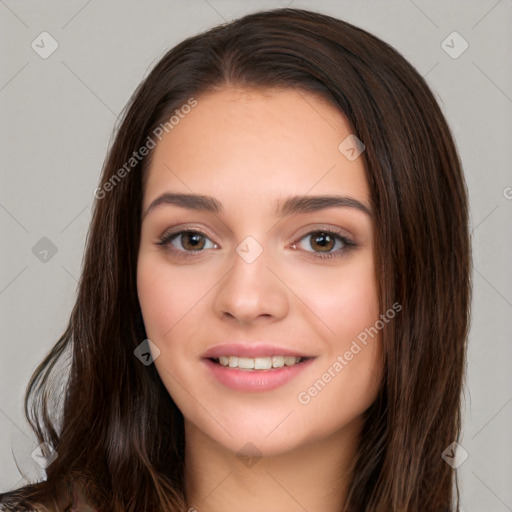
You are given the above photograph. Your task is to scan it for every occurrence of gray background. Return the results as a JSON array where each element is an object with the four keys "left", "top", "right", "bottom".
[{"left": 1, "top": 1, "right": 511, "bottom": 510}]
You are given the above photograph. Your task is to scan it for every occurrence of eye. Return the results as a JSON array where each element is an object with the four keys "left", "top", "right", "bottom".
[
  {"left": 291, "top": 230, "right": 355, "bottom": 259},
  {"left": 157, "top": 230, "right": 217, "bottom": 254}
]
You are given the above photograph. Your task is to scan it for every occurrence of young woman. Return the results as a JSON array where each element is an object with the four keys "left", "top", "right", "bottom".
[{"left": 0, "top": 7, "right": 471, "bottom": 512}]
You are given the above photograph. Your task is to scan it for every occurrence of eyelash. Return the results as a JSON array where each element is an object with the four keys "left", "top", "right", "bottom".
[{"left": 156, "top": 227, "right": 356, "bottom": 260}]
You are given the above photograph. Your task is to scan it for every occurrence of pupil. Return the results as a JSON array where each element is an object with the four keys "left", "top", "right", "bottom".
[
  {"left": 312, "top": 232, "right": 334, "bottom": 252},
  {"left": 184, "top": 233, "right": 205, "bottom": 250}
]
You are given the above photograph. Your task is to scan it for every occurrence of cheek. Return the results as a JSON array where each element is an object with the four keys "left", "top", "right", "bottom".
[
  {"left": 293, "top": 276, "right": 383, "bottom": 439},
  {"left": 137, "top": 256, "right": 213, "bottom": 341},
  {"left": 288, "top": 254, "right": 382, "bottom": 417},
  {"left": 288, "top": 252, "right": 379, "bottom": 345},
  {"left": 319, "top": 279, "right": 379, "bottom": 344},
  {"left": 137, "top": 260, "right": 208, "bottom": 402}
]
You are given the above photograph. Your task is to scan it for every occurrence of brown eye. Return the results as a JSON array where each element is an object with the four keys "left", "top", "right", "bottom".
[
  {"left": 309, "top": 232, "right": 335, "bottom": 252},
  {"left": 181, "top": 232, "right": 206, "bottom": 251},
  {"left": 157, "top": 230, "right": 217, "bottom": 254},
  {"left": 292, "top": 229, "right": 355, "bottom": 259}
]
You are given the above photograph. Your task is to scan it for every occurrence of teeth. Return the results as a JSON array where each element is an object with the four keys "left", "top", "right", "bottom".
[
  {"left": 272, "top": 356, "right": 284, "bottom": 368},
  {"left": 238, "top": 357, "right": 254, "bottom": 369},
  {"left": 217, "top": 356, "right": 302, "bottom": 369},
  {"left": 254, "top": 357, "right": 272, "bottom": 370}
]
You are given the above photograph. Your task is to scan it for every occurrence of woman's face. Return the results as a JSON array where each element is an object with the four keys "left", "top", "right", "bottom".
[{"left": 137, "top": 86, "right": 382, "bottom": 457}]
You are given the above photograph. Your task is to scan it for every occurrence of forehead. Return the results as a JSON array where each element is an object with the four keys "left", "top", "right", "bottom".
[{"left": 143, "top": 86, "right": 369, "bottom": 212}]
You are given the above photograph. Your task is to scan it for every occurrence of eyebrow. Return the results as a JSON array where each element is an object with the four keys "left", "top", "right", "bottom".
[{"left": 142, "top": 192, "right": 372, "bottom": 220}]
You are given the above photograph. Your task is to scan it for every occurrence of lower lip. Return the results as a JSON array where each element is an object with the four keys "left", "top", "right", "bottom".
[{"left": 203, "top": 358, "right": 314, "bottom": 392}]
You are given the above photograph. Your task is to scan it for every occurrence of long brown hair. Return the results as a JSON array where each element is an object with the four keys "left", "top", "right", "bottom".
[{"left": 1, "top": 8, "right": 471, "bottom": 511}]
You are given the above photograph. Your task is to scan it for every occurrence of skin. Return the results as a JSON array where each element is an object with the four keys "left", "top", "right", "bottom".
[{"left": 137, "top": 86, "right": 383, "bottom": 512}]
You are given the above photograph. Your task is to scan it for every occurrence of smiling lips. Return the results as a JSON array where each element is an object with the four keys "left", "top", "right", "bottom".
[{"left": 202, "top": 343, "right": 315, "bottom": 391}]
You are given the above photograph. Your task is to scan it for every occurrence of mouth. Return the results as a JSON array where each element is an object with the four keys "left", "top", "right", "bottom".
[
  {"left": 202, "top": 344, "right": 316, "bottom": 391},
  {"left": 208, "top": 355, "right": 312, "bottom": 370}
]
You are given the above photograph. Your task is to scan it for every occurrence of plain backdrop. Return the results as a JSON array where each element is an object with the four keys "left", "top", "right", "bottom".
[{"left": 1, "top": 1, "right": 511, "bottom": 510}]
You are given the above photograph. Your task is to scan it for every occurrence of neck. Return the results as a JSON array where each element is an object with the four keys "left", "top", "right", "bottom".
[{"left": 183, "top": 420, "right": 361, "bottom": 512}]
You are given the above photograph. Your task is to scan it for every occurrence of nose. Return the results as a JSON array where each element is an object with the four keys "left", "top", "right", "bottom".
[{"left": 212, "top": 244, "right": 289, "bottom": 326}]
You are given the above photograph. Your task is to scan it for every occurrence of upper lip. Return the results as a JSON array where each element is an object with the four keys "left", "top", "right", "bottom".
[{"left": 202, "top": 343, "right": 315, "bottom": 359}]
